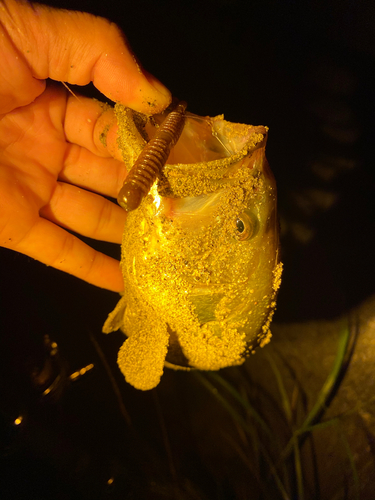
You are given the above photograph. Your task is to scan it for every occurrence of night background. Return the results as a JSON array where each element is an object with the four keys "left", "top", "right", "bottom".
[{"left": 1, "top": 0, "right": 375, "bottom": 498}]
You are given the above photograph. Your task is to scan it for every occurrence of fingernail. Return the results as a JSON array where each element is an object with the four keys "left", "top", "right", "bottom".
[
  {"left": 144, "top": 71, "right": 171, "bottom": 99},
  {"left": 120, "top": 71, "right": 172, "bottom": 115},
  {"left": 140, "top": 70, "right": 172, "bottom": 112}
]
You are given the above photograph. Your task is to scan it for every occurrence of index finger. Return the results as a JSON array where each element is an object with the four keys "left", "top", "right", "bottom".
[{"left": 0, "top": 0, "right": 171, "bottom": 114}]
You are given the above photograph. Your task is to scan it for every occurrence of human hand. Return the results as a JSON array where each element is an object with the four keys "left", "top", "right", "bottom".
[{"left": 0, "top": 0, "right": 171, "bottom": 291}]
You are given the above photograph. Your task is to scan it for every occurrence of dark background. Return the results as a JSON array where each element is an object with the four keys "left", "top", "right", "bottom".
[{"left": 1, "top": 0, "right": 375, "bottom": 498}]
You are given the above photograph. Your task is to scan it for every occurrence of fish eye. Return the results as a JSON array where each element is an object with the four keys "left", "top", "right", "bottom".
[
  {"left": 236, "top": 219, "right": 245, "bottom": 233},
  {"left": 234, "top": 210, "right": 258, "bottom": 241}
]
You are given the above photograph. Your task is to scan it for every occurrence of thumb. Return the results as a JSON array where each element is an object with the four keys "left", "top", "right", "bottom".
[{"left": 0, "top": 0, "right": 171, "bottom": 114}]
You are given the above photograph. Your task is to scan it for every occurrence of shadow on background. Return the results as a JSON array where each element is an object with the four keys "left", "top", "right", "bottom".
[{"left": 1, "top": 0, "right": 375, "bottom": 498}]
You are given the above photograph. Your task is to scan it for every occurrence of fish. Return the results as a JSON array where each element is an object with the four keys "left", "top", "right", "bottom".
[{"left": 103, "top": 106, "right": 282, "bottom": 391}]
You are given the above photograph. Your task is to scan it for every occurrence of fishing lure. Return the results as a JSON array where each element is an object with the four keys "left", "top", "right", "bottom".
[
  {"left": 117, "top": 101, "right": 187, "bottom": 212},
  {"left": 104, "top": 106, "right": 282, "bottom": 390}
]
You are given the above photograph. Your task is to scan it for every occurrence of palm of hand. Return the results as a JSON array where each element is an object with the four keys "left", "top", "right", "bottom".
[{"left": 0, "top": 84, "right": 127, "bottom": 291}]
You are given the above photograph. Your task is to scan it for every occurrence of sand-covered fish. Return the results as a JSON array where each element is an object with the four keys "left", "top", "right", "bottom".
[{"left": 103, "top": 106, "right": 282, "bottom": 390}]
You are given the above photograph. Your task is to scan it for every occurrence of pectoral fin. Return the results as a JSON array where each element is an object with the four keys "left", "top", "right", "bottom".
[
  {"left": 102, "top": 295, "right": 127, "bottom": 334},
  {"left": 117, "top": 321, "right": 169, "bottom": 391}
]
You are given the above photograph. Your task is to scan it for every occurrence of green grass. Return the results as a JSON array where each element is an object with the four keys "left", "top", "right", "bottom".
[{"left": 193, "top": 320, "right": 358, "bottom": 500}]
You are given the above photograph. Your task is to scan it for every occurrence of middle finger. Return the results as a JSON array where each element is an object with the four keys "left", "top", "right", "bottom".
[
  {"left": 40, "top": 181, "right": 127, "bottom": 244},
  {"left": 61, "top": 143, "right": 127, "bottom": 199}
]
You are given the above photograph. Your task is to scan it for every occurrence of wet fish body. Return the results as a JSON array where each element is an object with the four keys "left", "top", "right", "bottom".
[{"left": 103, "top": 110, "right": 282, "bottom": 390}]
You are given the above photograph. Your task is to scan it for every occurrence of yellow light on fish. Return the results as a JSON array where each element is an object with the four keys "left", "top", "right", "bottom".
[
  {"left": 103, "top": 106, "right": 282, "bottom": 390},
  {"left": 150, "top": 184, "right": 161, "bottom": 210}
]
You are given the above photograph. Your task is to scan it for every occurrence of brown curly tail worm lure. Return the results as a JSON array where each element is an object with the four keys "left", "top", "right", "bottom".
[{"left": 117, "top": 101, "right": 188, "bottom": 212}]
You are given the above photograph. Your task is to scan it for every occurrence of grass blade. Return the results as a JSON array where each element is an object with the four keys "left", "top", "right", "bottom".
[
  {"left": 206, "top": 371, "right": 273, "bottom": 437},
  {"left": 266, "top": 352, "right": 292, "bottom": 425},
  {"left": 282, "top": 322, "right": 351, "bottom": 459},
  {"left": 293, "top": 434, "right": 304, "bottom": 500},
  {"left": 194, "top": 371, "right": 291, "bottom": 500}
]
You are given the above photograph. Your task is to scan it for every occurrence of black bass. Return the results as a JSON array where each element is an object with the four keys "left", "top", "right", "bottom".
[{"left": 103, "top": 108, "right": 282, "bottom": 390}]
